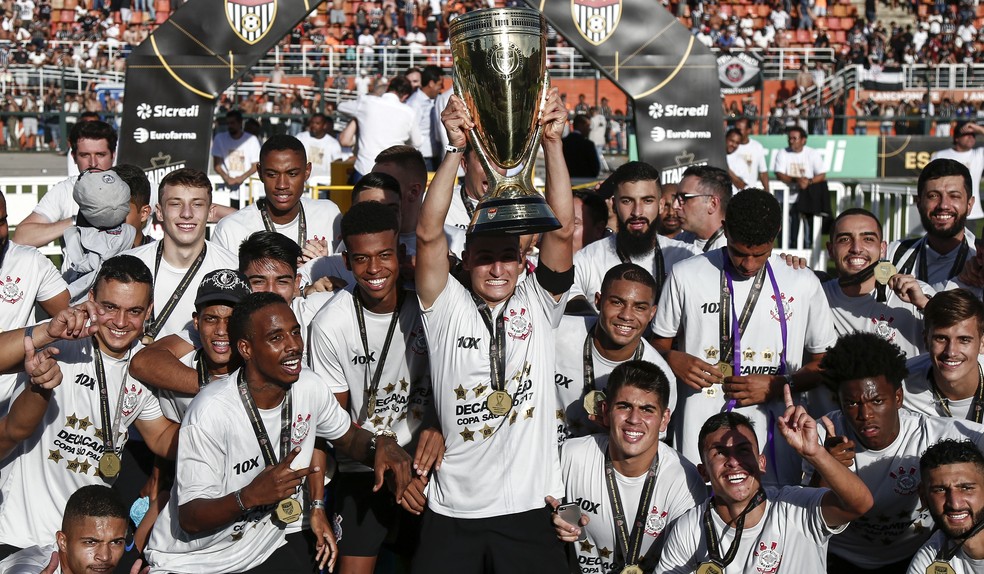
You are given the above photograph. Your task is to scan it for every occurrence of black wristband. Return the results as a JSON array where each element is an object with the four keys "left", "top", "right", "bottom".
[{"left": 534, "top": 262, "right": 574, "bottom": 295}]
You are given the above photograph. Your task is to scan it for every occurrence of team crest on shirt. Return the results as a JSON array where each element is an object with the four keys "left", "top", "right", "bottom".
[
  {"left": 504, "top": 308, "right": 533, "bottom": 340},
  {"left": 0, "top": 276, "right": 24, "bottom": 304},
  {"left": 645, "top": 507, "right": 668, "bottom": 537},
  {"left": 292, "top": 414, "right": 311, "bottom": 446},
  {"left": 871, "top": 315, "right": 897, "bottom": 342},
  {"left": 890, "top": 465, "right": 919, "bottom": 495},
  {"left": 409, "top": 324, "right": 428, "bottom": 355},
  {"left": 121, "top": 384, "right": 142, "bottom": 417},
  {"left": 769, "top": 292, "right": 794, "bottom": 322},
  {"left": 753, "top": 541, "right": 781, "bottom": 573}
]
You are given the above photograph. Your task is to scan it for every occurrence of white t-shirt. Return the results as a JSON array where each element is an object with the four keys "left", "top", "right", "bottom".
[
  {"left": 211, "top": 131, "right": 261, "bottom": 199},
  {"left": 572, "top": 234, "right": 699, "bottom": 313},
  {"left": 31, "top": 176, "right": 78, "bottom": 224},
  {"left": 930, "top": 146, "right": 984, "bottom": 220},
  {"left": 212, "top": 197, "right": 342, "bottom": 254},
  {"left": 658, "top": 486, "right": 845, "bottom": 574},
  {"left": 0, "top": 338, "right": 163, "bottom": 549},
  {"left": 651, "top": 250, "right": 838, "bottom": 485},
  {"left": 821, "top": 279, "right": 930, "bottom": 360},
  {"left": 561, "top": 437, "right": 706, "bottom": 573},
  {"left": 803, "top": 409, "right": 984, "bottom": 568},
  {"left": 903, "top": 353, "right": 984, "bottom": 421},
  {"left": 553, "top": 315, "right": 676, "bottom": 443},
  {"left": 772, "top": 145, "right": 825, "bottom": 202},
  {"left": 907, "top": 530, "right": 984, "bottom": 574},
  {"left": 0, "top": 543, "right": 57, "bottom": 574},
  {"left": 337, "top": 93, "right": 422, "bottom": 175},
  {"left": 887, "top": 232, "right": 977, "bottom": 292},
  {"left": 730, "top": 139, "right": 769, "bottom": 191},
  {"left": 144, "top": 367, "right": 351, "bottom": 573},
  {"left": 421, "top": 272, "right": 568, "bottom": 518},
  {"left": 308, "top": 290, "right": 432, "bottom": 472},
  {"left": 445, "top": 185, "right": 479, "bottom": 231},
  {"left": 406, "top": 89, "right": 437, "bottom": 159},
  {"left": 294, "top": 131, "right": 344, "bottom": 183},
  {"left": 156, "top": 349, "right": 231, "bottom": 423},
  {"left": 122, "top": 240, "right": 238, "bottom": 340}
]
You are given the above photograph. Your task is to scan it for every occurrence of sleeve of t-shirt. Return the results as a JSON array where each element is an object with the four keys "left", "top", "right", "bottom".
[
  {"left": 175, "top": 420, "right": 228, "bottom": 502},
  {"left": 811, "top": 148, "right": 826, "bottom": 175},
  {"left": 211, "top": 135, "right": 226, "bottom": 161},
  {"left": 904, "top": 534, "right": 940, "bottom": 574},
  {"left": 756, "top": 149, "right": 769, "bottom": 174},
  {"left": 526, "top": 266, "right": 570, "bottom": 329},
  {"left": 778, "top": 485, "right": 846, "bottom": 539},
  {"left": 33, "top": 250, "right": 68, "bottom": 301},
  {"left": 136, "top": 382, "right": 165, "bottom": 421},
  {"left": 802, "top": 273, "right": 838, "bottom": 354},
  {"left": 245, "top": 136, "right": 261, "bottom": 165},
  {"left": 772, "top": 149, "right": 788, "bottom": 175},
  {"left": 308, "top": 316, "right": 350, "bottom": 394},
  {"left": 655, "top": 510, "right": 700, "bottom": 574},
  {"left": 569, "top": 249, "right": 589, "bottom": 302},
  {"left": 328, "top": 137, "right": 344, "bottom": 163},
  {"left": 314, "top": 382, "right": 354, "bottom": 441},
  {"left": 337, "top": 99, "right": 359, "bottom": 117},
  {"left": 211, "top": 218, "right": 237, "bottom": 254},
  {"left": 651, "top": 266, "right": 685, "bottom": 338},
  {"left": 32, "top": 180, "right": 74, "bottom": 223}
]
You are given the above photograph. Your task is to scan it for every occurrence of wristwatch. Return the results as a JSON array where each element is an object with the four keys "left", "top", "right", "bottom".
[
  {"left": 370, "top": 429, "right": 398, "bottom": 453},
  {"left": 445, "top": 143, "right": 466, "bottom": 155},
  {"left": 310, "top": 499, "right": 326, "bottom": 512}
]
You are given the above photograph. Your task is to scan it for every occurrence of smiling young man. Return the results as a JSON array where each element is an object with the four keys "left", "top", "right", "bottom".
[
  {"left": 807, "top": 332, "right": 984, "bottom": 572},
  {"left": 903, "top": 289, "right": 984, "bottom": 423},
  {"left": 123, "top": 169, "right": 238, "bottom": 342},
  {"left": 888, "top": 159, "right": 977, "bottom": 290},
  {"left": 823, "top": 208, "right": 933, "bottom": 361},
  {"left": 411, "top": 89, "right": 574, "bottom": 573},
  {"left": 0, "top": 255, "right": 179, "bottom": 557},
  {"left": 570, "top": 161, "right": 698, "bottom": 313},
  {"left": 553, "top": 263, "right": 675, "bottom": 442},
  {"left": 144, "top": 292, "right": 413, "bottom": 574},
  {"left": 907, "top": 439, "right": 984, "bottom": 574},
  {"left": 213, "top": 135, "right": 342, "bottom": 260},
  {"left": 550, "top": 361, "right": 705, "bottom": 573},
  {"left": 652, "top": 188, "right": 837, "bottom": 485},
  {"left": 658, "top": 394, "right": 872, "bottom": 574}
]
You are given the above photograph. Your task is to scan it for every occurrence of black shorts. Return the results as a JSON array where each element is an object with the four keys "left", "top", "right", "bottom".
[
  {"left": 240, "top": 531, "right": 318, "bottom": 574},
  {"left": 411, "top": 506, "right": 569, "bottom": 574},
  {"left": 334, "top": 471, "right": 420, "bottom": 558}
]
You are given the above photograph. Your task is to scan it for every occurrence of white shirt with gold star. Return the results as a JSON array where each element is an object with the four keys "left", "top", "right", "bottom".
[
  {"left": 308, "top": 289, "right": 432, "bottom": 472},
  {"left": 144, "top": 367, "right": 351, "bottom": 574},
  {"left": 420, "top": 273, "right": 568, "bottom": 519},
  {"left": 658, "top": 486, "right": 845, "bottom": 574},
  {"left": 803, "top": 409, "right": 984, "bottom": 568},
  {"left": 903, "top": 353, "right": 984, "bottom": 422},
  {"left": 553, "top": 315, "right": 676, "bottom": 443},
  {"left": 907, "top": 530, "right": 984, "bottom": 574},
  {"left": 561, "top": 437, "right": 706, "bottom": 573},
  {"left": 0, "top": 338, "right": 162, "bottom": 550},
  {"left": 652, "top": 250, "right": 837, "bottom": 486}
]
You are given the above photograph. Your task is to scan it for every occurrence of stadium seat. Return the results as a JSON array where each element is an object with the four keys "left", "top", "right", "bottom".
[
  {"left": 155, "top": 0, "right": 169, "bottom": 10},
  {"left": 832, "top": 30, "right": 846, "bottom": 43},
  {"left": 796, "top": 29, "right": 812, "bottom": 44},
  {"left": 314, "top": 15, "right": 328, "bottom": 27},
  {"left": 51, "top": 0, "right": 64, "bottom": 8},
  {"left": 60, "top": 10, "right": 73, "bottom": 22},
  {"left": 155, "top": 11, "right": 170, "bottom": 24}
]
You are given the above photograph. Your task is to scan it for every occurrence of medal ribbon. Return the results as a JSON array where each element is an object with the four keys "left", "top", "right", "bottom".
[
  {"left": 718, "top": 249, "right": 768, "bottom": 373},
  {"left": 92, "top": 338, "right": 130, "bottom": 459},
  {"left": 236, "top": 370, "right": 292, "bottom": 467},
  {"left": 616, "top": 240, "right": 666, "bottom": 304},
  {"left": 146, "top": 242, "right": 208, "bottom": 341},
  {"left": 353, "top": 289, "right": 406, "bottom": 420},
  {"left": 582, "top": 326, "right": 644, "bottom": 403},
  {"left": 257, "top": 198, "right": 308, "bottom": 246},
  {"left": 836, "top": 259, "right": 888, "bottom": 302},
  {"left": 194, "top": 349, "right": 209, "bottom": 390},
  {"left": 471, "top": 293, "right": 509, "bottom": 398},
  {"left": 934, "top": 516, "right": 984, "bottom": 562},
  {"left": 898, "top": 236, "right": 969, "bottom": 283},
  {"left": 929, "top": 363, "right": 984, "bottom": 424},
  {"left": 603, "top": 448, "right": 660, "bottom": 570},
  {"left": 701, "top": 489, "right": 768, "bottom": 568},
  {"left": 702, "top": 228, "right": 725, "bottom": 253}
]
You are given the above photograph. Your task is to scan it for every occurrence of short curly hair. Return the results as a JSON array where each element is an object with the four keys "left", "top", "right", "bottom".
[
  {"left": 723, "top": 188, "right": 781, "bottom": 246},
  {"left": 820, "top": 332, "right": 908, "bottom": 390}
]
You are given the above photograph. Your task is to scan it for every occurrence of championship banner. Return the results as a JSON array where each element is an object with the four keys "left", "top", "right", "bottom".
[
  {"left": 528, "top": 0, "right": 726, "bottom": 184},
  {"left": 117, "top": 0, "right": 325, "bottom": 189},
  {"left": 718, "top": 52, "right": 761, "bottom": 95},
  {"left": 878, "top": 136, "right": 951, "bottom": 178}
]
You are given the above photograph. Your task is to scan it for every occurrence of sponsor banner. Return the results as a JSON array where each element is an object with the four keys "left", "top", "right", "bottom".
[
  {"left": 718, "top": 52, "right": 762, "bottom": 95},
  {"left": 118, "top": 0, "right": 322, "bottom": 175},
  {"left": 859, "top": 89, "right": 984, "bottom": 104},
  {"left": 752, "top": 135, "right": 879, "bottom": 179},
  {"left": 877, "top": 136, "right": 951, "bottom": 178},
  {"left": 529, "top": 0, "right": 725, "bottom": 182}
]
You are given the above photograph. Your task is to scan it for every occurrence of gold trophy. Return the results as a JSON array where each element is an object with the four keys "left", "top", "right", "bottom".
[{"left": 449, "top": 7, "right": 561, "bottom": 235}]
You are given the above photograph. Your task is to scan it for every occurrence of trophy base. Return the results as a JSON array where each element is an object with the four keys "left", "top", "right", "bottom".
[{"left": 468, "top": 195, "right": 562, "bottom": 236}]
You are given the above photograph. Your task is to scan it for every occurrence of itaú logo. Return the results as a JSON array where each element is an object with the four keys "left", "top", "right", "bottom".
[{"left": 648, "top": 102, "right": 710, "bottom": 119}]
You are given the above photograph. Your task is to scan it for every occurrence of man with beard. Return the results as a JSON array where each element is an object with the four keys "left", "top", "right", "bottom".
[
  {"left": 903, "top": 289, "right": 984, "bottom": 424},
  {"left": 656, "top": 183, "right": 683, "bottom": 239},
  {"left": 672, "top": 165, "right": 731, "bottom": 253},
  {"left": 907, "top": 439, "right": 984, "bottom": 574},
  {"left": 930, "top": 121, "right": 984, "bottom": 224},
  {"left": 823, "top": 208, "right": 932, "bottom": 361},
  {"left": 889, "top": 159, "right": 976, "bottom": 290},
  {"left": 805, "top": 332, "right": 984, "bottom": 573},
  {"left": 571, "top": 161, "right": 698, "bottom": 314}
]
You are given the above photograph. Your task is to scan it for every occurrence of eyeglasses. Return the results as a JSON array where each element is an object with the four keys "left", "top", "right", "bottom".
[{"left": 673, "top": 193, "right": 713, "bottom": 205}]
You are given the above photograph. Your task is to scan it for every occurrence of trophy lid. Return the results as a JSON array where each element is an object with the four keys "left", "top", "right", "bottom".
[{"left": 448, "top": 7, "right": 546, "bottom": 40}]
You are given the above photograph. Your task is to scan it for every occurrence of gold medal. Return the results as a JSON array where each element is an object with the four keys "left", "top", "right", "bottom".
[
  {"left": 926, "top": 561, "right": 956, "bottom": 574},
  {"left": 716, "top": 362, "right": 733, "bottom": 378},
  {"left": 367, "top": 392, "right": 377, "bottom": 415},
  {"left": 140, "top": 335, "right": 155, "bottom": 346},
  {"left": 873, "top": 261, "right": 898, "bottom": 285},
  {"left": 620, "top": 566, "right": 644, "bottom": 574},
  {"left": 98, "top": 452, "right": 121, "bottom": 478},
  {"left": 486, "top": 390, "right": 512, "bottom": 416},
  {"left": 275, "top": 497, "right": 303, "bottom": 524},
  {"left": 583, "top": 390, "right": 606, "bottom": 416},
  {"left": 696, "top": 562, "right": 724, "bottom": 574}
]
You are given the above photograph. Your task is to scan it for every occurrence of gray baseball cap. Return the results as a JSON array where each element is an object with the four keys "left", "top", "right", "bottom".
[{"left": 73, "top": 169, "right": 131, "bottom": 229}]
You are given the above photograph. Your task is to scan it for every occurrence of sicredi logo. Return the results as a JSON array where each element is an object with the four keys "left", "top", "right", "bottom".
[
  {"left": 133, "top": 128, "right": 197, "bottom": 143},
  {"left": 647, "top": 103, "right": 710, "bottom": 119},
  {"left": 135, "top": 103, "right": 201, "bottom": 120},
  {"left": 650, "top": 127, "right": 712, "bottom": 142}
]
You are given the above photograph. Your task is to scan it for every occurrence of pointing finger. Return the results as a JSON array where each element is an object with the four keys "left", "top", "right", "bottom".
[
  {"left": 820, "top": 415, "right": 837, "bottom": 438},
  {"left": 783, "top": 379, "right": 794, "bottom": 409}
]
